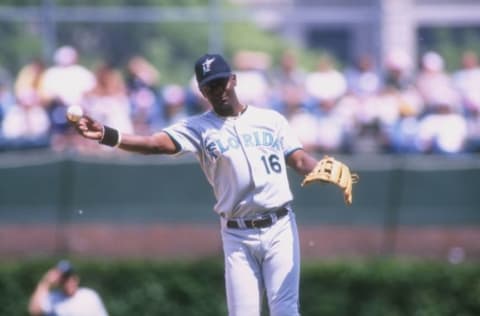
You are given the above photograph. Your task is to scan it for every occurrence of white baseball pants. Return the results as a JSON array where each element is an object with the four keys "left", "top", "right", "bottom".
[{"left": 221, "top": 211, "right": 300, "bottom": 316}]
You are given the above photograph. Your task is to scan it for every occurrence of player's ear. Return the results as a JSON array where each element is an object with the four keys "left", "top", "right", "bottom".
[{"left": 227, "top": 74, "right": 237, "bottom": 89}]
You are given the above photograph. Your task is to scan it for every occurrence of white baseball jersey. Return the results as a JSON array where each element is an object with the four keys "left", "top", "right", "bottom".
[{"left": 163, "top": 106, "right": 302, "bottom": 218}]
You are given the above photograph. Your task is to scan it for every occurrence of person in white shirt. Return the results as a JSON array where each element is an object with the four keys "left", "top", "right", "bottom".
[
  {"left": 305, "top": 55, "right": 347, "bottom": 106},
  {"left": 28, "top": 260, "right": 108, "bottom": 316},
  {"left": 39, "top": 46, "right": 96, "bottom": 137},
  {"left": 453, "top": 50, "right": 480, "bottom": 115},
  {"left": 40, "top": 46, "right": 96, "bottom": 109}
]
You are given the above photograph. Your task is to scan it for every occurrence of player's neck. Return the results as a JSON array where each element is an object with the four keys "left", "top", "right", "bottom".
[
  {"left": 213, "top": 103, "right": 247, "bottom": 118},
  {"left": 236, "top": 103, "right": 248, "bottom": 116}
]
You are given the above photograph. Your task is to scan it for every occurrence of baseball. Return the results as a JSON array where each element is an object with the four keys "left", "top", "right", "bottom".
[{"left": 66, "top": 105, "right": 84, "bottom": 122}]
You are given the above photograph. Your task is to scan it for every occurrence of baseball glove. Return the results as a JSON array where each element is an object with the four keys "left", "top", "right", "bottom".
[{"left": 301, "top": 155, "right": 359, "bottom": 205}]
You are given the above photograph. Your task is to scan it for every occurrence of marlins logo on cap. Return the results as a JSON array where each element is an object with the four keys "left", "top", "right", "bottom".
[
  {"left": 195, "top": 54, "right": 232, "bottom": 87},
  {"left": 202, "top": 57, "right": 215, "bottom": 74}
]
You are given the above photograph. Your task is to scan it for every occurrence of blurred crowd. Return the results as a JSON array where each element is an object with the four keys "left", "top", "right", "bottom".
[{"left": 1, "top": 45, "right": 480, "bottom": 155}]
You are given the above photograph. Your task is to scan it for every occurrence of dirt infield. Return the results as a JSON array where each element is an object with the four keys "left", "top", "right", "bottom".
[{"left": 1, "top": 224, "right": 479, "bottom": 261}]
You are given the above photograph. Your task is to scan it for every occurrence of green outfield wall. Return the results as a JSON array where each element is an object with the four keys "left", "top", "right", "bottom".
[{"left": 1, "top": 152, "right": 479, "bottom": 226}]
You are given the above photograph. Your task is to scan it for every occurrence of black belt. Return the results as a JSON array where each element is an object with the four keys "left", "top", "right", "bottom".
[{"left": 226, "top": 207, "right": 289, "bottom": 229}]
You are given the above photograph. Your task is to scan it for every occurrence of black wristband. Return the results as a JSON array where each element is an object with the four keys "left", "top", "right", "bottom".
[{"left": 99, "top": 126, "right": 120, "bottom": 147}]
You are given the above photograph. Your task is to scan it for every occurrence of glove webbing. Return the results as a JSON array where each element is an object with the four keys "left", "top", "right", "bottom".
[{"left": 332, "top": 160, "right": 359, "bottom": 188}]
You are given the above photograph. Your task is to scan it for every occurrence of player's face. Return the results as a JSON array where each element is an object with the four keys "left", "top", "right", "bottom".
[
  {"left": 60, "top": 275, "right": 79, "bottom": 296},
  {"left": 201, "top": 75, "right": 236, "bottom": 116}
]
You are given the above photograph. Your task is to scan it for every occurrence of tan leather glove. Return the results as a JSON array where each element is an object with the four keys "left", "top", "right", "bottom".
[{"left": 301, "top": 155, "right": 359, "bottom": 205}]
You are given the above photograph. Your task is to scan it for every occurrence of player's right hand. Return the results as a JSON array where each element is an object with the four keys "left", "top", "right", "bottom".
[
  {"left": 41, "top": 268, "right": 62, "bottom": 287},
  {"left": 74, "top": 115, "right": 104, "bottom": 141}
]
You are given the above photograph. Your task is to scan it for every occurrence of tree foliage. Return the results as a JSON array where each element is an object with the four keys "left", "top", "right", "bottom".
[{"left": 0, "top": 0, "right": 307, "bottom": 85}]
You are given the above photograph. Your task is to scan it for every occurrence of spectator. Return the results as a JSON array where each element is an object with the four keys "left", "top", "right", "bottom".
[
  {"left": 465, "top": 109, "right": 480, "bottom": 152},
  {"left": 1, "top": 90, "right": 50, "bottom": 150},
  {"left": 383, "top": 88, "right": 422, "bottom": 153},
  {"left": 186, "top": 75, "right": 212, "bottom": 115},
  {"left": 377, "top": 50, "right": 423, "bottom": 153},
  {"left": 86, "top": 62, "right": 134, "bottom": 133},
  {"left": 345, "top": 54, "right": 381, "bottom": 98},
  {"left": 80, "top": 62, "right": 134, "bottom": 154},
  {"left": 415, "top": 101, "right": 468, "bottom": 154},
  {"left": 415, "top": 51, "right": 459, "bottom": 115},
  {"left": 305, "top": 54, "right": 347, "bottom": 108},
  {"left": 315, "top": 98, "right": 354, "bottom": 154},
  {"left": 161, "top": 84, "right": 188, "bottom": 126},
  {"left": 0, "top": 65, "right": 14, "bottom": 112},
  {"left": 0, "top": 65, "right": 15, "bottom": 121},
  {"left": 269, "top": 50, "right": 307, "bottom": 115},
  {"left": 453, "top": 50, "right": 480, "bottom": 116},
  {"left": 453, "top": 52, "right": 480, "bottom": 153},
  {"left": 383, "top": 49, "right": 424, "bottom": 115},
  {"left": 283, "top": 86, "right": 319, "bottom": 152},
  {"left": 38, "top": 46, "right": 96, "bottom": 150},
  {"left": 28, "top": 260, "right": 108, "bottom": 316},
  {"left": 271, "top": 50, "right": 306, "bottom": 89},
  {"left": 386, "top": 113, "right": 420, "bottom": 154},
  {"left": 383, "top": 48, "right": 415, "bottom": 91},
  {"left": 39, "top": 46, "right": 96, "bottom": 124},
  {"left": 125, "top": 55, "right": 162, "bottom": 134},
  {"left": 0, "top": 58, "right": 51, "bottom": 150},
  {"left": 232, "top": 50, "right": 272, "bottom": 108},
  {"left": 14, "top": 58, "right": 45, "bottom": 101},
  {"left": 0, "top": 69, "right": 16, "bottom": 148}
]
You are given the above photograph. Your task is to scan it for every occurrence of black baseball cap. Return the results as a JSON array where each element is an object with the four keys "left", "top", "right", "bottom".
[{"left": 195, "top": 53, "right": 232, "bottom": 87}]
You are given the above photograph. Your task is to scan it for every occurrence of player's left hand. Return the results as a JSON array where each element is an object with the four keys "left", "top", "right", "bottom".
[{"left": 301, "top": 155, "right": 359, "bottom": 205}]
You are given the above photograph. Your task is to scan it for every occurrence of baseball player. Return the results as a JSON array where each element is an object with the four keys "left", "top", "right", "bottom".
[{"left": 71, "top": 53, "right": 356, "bottom": 316}]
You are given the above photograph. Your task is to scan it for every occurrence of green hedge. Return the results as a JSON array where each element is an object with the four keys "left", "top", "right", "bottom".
[{"left": 1, "top": 258, "right": 479, "bottom": 316}]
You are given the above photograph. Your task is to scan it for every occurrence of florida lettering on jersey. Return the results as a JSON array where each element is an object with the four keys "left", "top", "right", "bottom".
[
  {"left": 205, "top": 130, "right": 283, "bottom": 159},
  {"left": 163, "top": 106, "right": 302, "bottom": 216}
]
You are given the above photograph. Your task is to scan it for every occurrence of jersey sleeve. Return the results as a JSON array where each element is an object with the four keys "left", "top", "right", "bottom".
[
  {"left": 277, "top": 113, "right": 303, "bottom": 157},
  {"left": 163, "top": 118, "right": 202, "bottom": 156}
]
